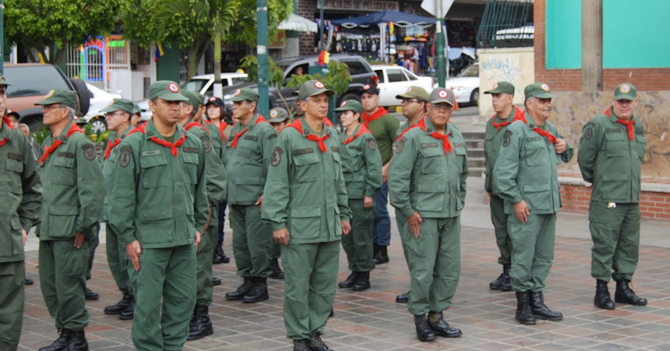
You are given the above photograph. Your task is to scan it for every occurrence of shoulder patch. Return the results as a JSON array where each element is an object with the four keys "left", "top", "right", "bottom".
[
  {"left": 271, "top": 146, "right": 283, "bottom": 166},
  {"left": 268, "top": 134, "right": 277, "bottom": 140},
  {"left": 119, "top": 145, "right": 132, "bottom": 168},
  {"left": 83, "top": 144, "right": 96, "bottom": 161},
  {"left": 199, "top": 135, "right": 212, "bottom": 153},
  {"left": 503, "top": 129, "right": 512, "bottom": 147},
  {"left": 396, "top": 137, "right": 406, "bottom": 154},
  {"left": 367, "top": 137, "right": 377, "bottom": 150},
  {"left": 584, "top": 126, "right": 593, "bottom": 140}
]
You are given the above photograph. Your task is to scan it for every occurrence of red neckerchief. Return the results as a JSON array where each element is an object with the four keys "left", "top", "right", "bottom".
[
  {"left": 288, "top": 119, "right": 330, "bottom": 153},
  {"left": 39, "top": 123, "right": 85, "bottom": 164},
  {"left": 491, "top": 107, "right": 522, "bottom": 131},
  {"left": 417, "top": 118, "right": 452, "bottom": 153},
  {"left": 515, "top": 112, "right": 557, "bottom": 144},
  {"left": 128, "top": 122, "right": 186, "bottom": 157},
  {"left": 185, "top": 121, "right": 209, "bottom": 134},
  {"left": 218, "top": 121, "right": 229, "bottom": 141},
  {"left": 231, "top": 115, "right": 267, "bottom": 148},
  {"left": 104, "top": 138, "right": 121, "bottom": 160},
  {"left": 362, "top": 107, "right": 388, "bottom": 128},
  {"left": 0, "top": 116, "right": 14, "bottom": 147},
  {"left": 604, "top": 107, "right": 635, "bottom": 141},
  {"left": 396, "top": 114, "right": 426, "bottom": 142},
  {"left": 344, "top": 124, "right": 371, "bottom": 145}
]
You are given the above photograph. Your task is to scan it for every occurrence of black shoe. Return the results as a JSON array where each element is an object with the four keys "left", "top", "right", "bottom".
[
  {"left": 84, "top": 287, "right": 99, "bottom": 301},
  {"left": 396, "top": 291, "right": 410, "bottom": 303},
  {"left": 594, "top": 280, "right": 615, "bottom": 310},
  {"left": 25, "top": 277, "right": 34, "bottom": 285},
  {"left": 187, "top": 305, "right": 214, "bottom": 340},
  {"left": 104, "top": 294, "right": 131, "bottom": 315},
  {"left": 243, "top": 277, "right": 269, "bottom": 303},
  {"left": 293, "top": 339, "right": 312, "bottom": 351},
  {"left": 225, "top": 277, "right": 254, "bottom": 301},
  {"left": 529, "top": 291, "right": 563, "bottom": 321},
  {"left": 329, "top": 308, "right": 334, "bottom": 318},
  {"left": 615, "top": 279, "right": 647, "bottom": 306},
  {"left": 374, "top": 246, "right": 389, "bottom": 265},
  {"left": 212, "top": 277, "right": 221, "bottom": 286},
  {"left": 515, "top": 291, "right": 536, "bottom": 325},
  {"left": 353, "top": 271, "right": 370, "bottom": 291},
  {"left": 338, "top": 272, "right": 358, "bottom": 289},
  {"left": 490, "top": 264, "right": 512, "bottom": 291},
  {"left": 119, "top": 296, "right": 135, "bottom": 320},
  {"left": 414, "top": 314, "right": 436, "bottom": 342},
  {"left": 213, "top": 242, "right": 230, "bottom": 264},
  {"left": 66, "top": 329, "right": 89, "bottom": 351},
  {"left": 269, "top": 258, "right": 285, "bottom": 279},
  {"left": 307, "top": 334, "right": 334, "bottom": 351},
  {"left": 427, "top": 311, "right": 462, "bottom": 338},
  {"left": 38, "top": 329, "right": 72, "bottom": 351}
]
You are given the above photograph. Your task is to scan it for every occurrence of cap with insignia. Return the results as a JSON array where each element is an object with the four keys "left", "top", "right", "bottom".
[
  {"left": 396, "top": 86, "right": 429, "bottom": 101},
  {"left": 149, "top": 80, "right": 189, "bottom": 102},
  {"left": 0, "top": 73, "right": 10, "bottom": 86},
  {"left": 334, "top": 99, "right": 363, "bottom": 113},
  {"left": 429, "top": 88, "right": 455, "bottom": 106},
  {"left": 268, "top": 107, "right": 290, "bottom": 122},
  {"left": 132, "top": 103, "right": 141, "bottom": 114},
  {"left": 361, "top": 83, "right": 380, "bottom": 95},
  {"left": 524, "top": 83, "right": 555, "bottom": 99},
  {"left": 101, "top": 98, "right": 135, "bottom": 114},
  {"left": 181, "top": 90, "right": 203, "bottom": 110},
  {"left": 484, "top": 81, "right": 515, "bottom": 95},
  {"left": 614, "top": 83, "right": 637, "bottom": 101},
  {"left": 35, "top": 89, "right": 78, "bottom": 109},
  {"left": 230, "top": 88, "right": 259, "bottom": 102},
  {"left": 206, "top": 96, "right": 224, "bottom": 107},
  {"left": 296, "top": 80, "right": 334, "bottom": 101}
]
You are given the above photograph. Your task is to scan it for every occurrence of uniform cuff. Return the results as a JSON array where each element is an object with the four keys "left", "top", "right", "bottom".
[{"left": 271, "top": 223, "right": 287, "bottom": 232}]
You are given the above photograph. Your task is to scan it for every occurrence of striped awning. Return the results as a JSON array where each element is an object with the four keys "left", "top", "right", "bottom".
[{"left": 278, "top": 14, "right": 318, "bottom": 33}]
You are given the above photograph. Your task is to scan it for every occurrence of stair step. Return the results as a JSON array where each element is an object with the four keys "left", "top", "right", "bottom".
[
  {"left": 461, "top": 132, "right": 486, "bottom": 140},
  {"left": 466, "top": 140, "right": 484, "bottom": 149},
  {"left": 468, "top": 167, "right": 485, "bottom": 177},
  {"left": 468, "top": 149, "right": 484, "bottom": 158},
  {"left": 468, "top": 157, "right": 485, "bottom": 168}
]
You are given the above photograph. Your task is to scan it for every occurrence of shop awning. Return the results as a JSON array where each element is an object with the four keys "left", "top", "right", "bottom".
[
  {"left": 330, "top": 10, "right": 435, "bottom": 28},
  {"left": 278, "top": 14, "right": 318, "bottom": 32}
]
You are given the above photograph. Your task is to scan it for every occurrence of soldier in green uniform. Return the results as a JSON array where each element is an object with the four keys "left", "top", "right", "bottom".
[
  {"left": 178, "top": 90, "right": 228, "bottom": 340},
  {"left": 131, "top": 103, "right": 142, "bottom": 128},
  {"left": 493, "top": 83, "right": 573, "bottom": 325},
  {"left": 389, "top": 88, "right": 467, "bottom": 342},
  {"left": 263, "top": 80, "right": 352, "bottom": 351},
  {"left": 224, "top": 88, "right": 277, "bottom": 303},
  {"left": 36, "top": 89, "right": 104, "bottom": 351},
  {"left": 334, "top": 99, "right": 382, "bottom": 292},
  {"left": 0, "top": 76, "right": 42, "bottom": 351},
  {"left": 100, "top": 98, "right": 137, "bottom": 320},
  {"left": 108, "top": 81, "right": 209, "bottom": 351},
  {"left": 483, "top": 81, "right": 523, "bottom": 292},
  {"left": 578, "top": 83, "right": 648, "bottom": 309},
  {"left": 392, "top": 86, "right": 429, "bottom": 304}
]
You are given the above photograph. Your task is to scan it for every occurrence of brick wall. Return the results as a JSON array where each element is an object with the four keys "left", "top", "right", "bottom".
[
  {"left": 298, "top": 0, "right": 316, "bottom": 56},
  {"left": 534, "top": 0, "right": 670, "bottom": 92},
  {"left": 560, "top": 184, "right": 670, "bottom": 220}
]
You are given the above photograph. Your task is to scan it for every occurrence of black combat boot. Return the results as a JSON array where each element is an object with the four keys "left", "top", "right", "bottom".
[
  {"left": 25, "top": 276, "right": 34, "bottom": 285},
  {"left": 187, "top": 305, "right": 214, "bottom": 340},
  {"left": 212, "top": 277, "right": 221, "bottom": 286},
  {"left": 529, "top": 291, "right": 563, "bottom": 321},
  {"left": 396, "top": 290, "right": 410, "bottom": 303},
  {"left": 269, "top": 258, "right": 285, "bottom": 279},
  {"left": 39, "top": 329, "right": 72, "bottom": 351},
  {"left": 338, "top": 271, "right": 358, "bottom": 289},
  {"left": 104, "top": 294, "right": 131, "bottom": 315},
  {"left": 293, "top": 339, "right": 312, "bottom": 351},
  {"left": 414, "top": 314, "right": 436, "bottom": 342},
  {"left": 67, "top": 329, "right": 89, "bottom": 351},
  {"left": 84, "top": 287, "right": 99, "bottom": 300},
  {"left": 427, "top": 311, "right": 462, "bottom": 337},
  {"left": 307, "top": 333, "right": 335, "bottom": 351},
  {"left": 243, "top": 277, "right": 269, "bottom": 303},
  {"left": 594, "top": 279, "right": 615, "bottom": 310},
  {"left": 353, "top": 271, "right": 371, "bottom": 291},
  {"left": 119, "top": 295, "right": 136, "bottom": 320},
  {"left": 515, "top": 291, "right": 536, "bottom": 325},
  {"left": 615, "top": 279, "right": 647, "bottom": 306},
  {"left": 489, "top": 264, "right": 512, "bottom": 291},
  {"left": 213, "top": 241, "right": 230, "bottom": 264},
  {"left": 374, "top": 246, "right": 389, "bottom": 264},
  {"left": 225, "top": 277, "right": 254, "bottom": 301}
]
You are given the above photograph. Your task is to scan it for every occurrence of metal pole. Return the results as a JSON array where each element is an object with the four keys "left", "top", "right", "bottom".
[
  {"left": 257, "top": 0, "right": 269, "bottom": 117},
  {"left": 319, "top": 0, "right": 324, "bottom": 49},
  {"left": 436, "top": 0, "right": 446, "bottom": 88},
  {"left": 0, "top": 0, "right": 4, "bottom": 74}
]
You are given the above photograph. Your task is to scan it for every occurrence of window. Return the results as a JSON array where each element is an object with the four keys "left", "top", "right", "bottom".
[
  {"left": 387, "top": 69, "right": 408, "bottom": 83},
  {"left": 374, "top": 70, "right": 385, "bottom": 83},
  {"left": 5, "top": 65, "right": 71, "bottom": 97},
  {"left": 405, "top": 70, "right": 418, "bottom": 81},
  {"left": 343, "top": 60, "right": 368, "bottom": 75}
]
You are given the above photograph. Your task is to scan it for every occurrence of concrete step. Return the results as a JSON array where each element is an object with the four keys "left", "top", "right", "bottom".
[
  {"left": 468, "top": 149, "right": 484, "bottom": 158},
  {"left": 468, "top": 157, "right": 485, "bottom": 168},
  {"left": 466, "top": 140, "right": 484, "bottom": 150},
  {"left": 469, "top": 167, "right": 484, "bottom": 177},
  {"left": 461, "top": 131, "right": 486, "bottom": 140}
]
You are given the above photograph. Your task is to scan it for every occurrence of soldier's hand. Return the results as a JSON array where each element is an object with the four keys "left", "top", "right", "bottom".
[
  {"left": 555, "top": 138, "right": 567, "bottom": 154},
  {"left": 126, "top": 240, "right": 142, "bottom": 271},
  {"left": 514, "top": 200, "right": 530, "bottom": 223},
  {"left": 74, "top": 233, "right": 85, "bottom": 249},
  {"left": 274, "top": 228, "right": 290, "bottom": 245},
  {"left": 363, "top": 196, "right": 374, "bottom": 209},
  {"left": 382, "top": 164, "right": 390, "bottom": 183},
  {"left": 255, "top": 194, "right": 264, "bottom": 212},
  {"left": 407, "top": 212, "right": 423, "bottom": 238},
  {"left": 195, "top": 231, "right": 201, "bottom": 251},
  {"left": 22, "top": 229, "right": 27, "bottom": 246},
  {"left": 341, "top": 220, "right": 352, "bottom": 235}
]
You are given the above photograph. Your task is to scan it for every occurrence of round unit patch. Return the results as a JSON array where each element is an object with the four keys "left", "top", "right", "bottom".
[
  {"left": 503, "top": 130, "right": 512, "bottom": 147},
  {"left": 492, "top": 83, "right": 499, "bottom": 89},
  {"left": 367, "top": 137, "right": 377, "bottom": 150},
  {"left": 233, "top": 89, "right": 241, "bottom": 96},
  {"left": 209, "top": 97, "right": 217, "bottom": 102},
  {"left": 620, "top": 85, "right": 631, "bottom": 93},
  {"left": 541, "top": 84, "right": 550, "bottom": 91},
  {"left": 45, "top": 90, "right": 55, "bottom": 98},
  {"left": 396, "top": 137, "right": 406, "bottom": 153},
  {"left": 438, "top": 90, "right": 448, "bottom": 98},
  {"left": 364, "top": 84, "right": 371, "bottom": 90},
  {"left": 271, "top": 146, "right": 283, "bottom": 166},
  {"left": 405, "top": 87, "right": 413, "bottom": 93},
  {"left": 168, "top": 83, "right": 179, "bottom": 93},
  {"left": 340, "top": 101, "right": 347, "bottom": 107},
  {"left": 83, "top": 144, "right": 96, "bottom": 161},
  {"left": 119, "top": 145, "right": 132, "bottom": 168},
  {"left": 314, "top": 81, "right": 325, "bottom": 89},
  {"left": 107, "top": 99, "right": 115, "bottom": 107},
  {"left": 270, "top": 109, "right": 278, "bottom": 118},
  {"left": 584, "top": 127, "right": 593, "bottom": 140}
]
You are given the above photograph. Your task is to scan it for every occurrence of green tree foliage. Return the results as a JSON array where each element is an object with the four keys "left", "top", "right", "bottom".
[{"left": 4, "top": 0, "right": 121, "bottom": 65}]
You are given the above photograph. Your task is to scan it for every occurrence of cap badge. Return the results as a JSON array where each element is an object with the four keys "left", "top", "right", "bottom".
[
  {"left": 492, "top": 83, "right": 499, "bottom": 89},
  {"left": 107, "top": 99, "right": 115, "bottom": 107},
  {"left": 340, "top": 101, "right": 347, "bottom": 107},
  {"left": 364, "top": 84, "right": 371, "bottom": 90},
  {"left": 620, "top": 85, "right": 631, "bottom": 93},
  {"left": 233, "top": 89, "right": 241, "bottom": 96},
  {"left": 45, "top": 90, "right": 55, "bottom": 98},
  {"left": 314, "top": 81, "right": 325, "bottom": 89},
  {"left": 168, "top": 83, "right": 179, "bottom": 93},
  {"left": 541, "top": 84, "right": 550, "bottom": 91},
  {"left": 209, "top": 97, "right": 217, "bottom": 102},
  {"left": 438, "top": 90, "right": 448, "bottom": 99},
  {"left": 405, "top": 87, "right": 413, "bottom": 93},
  {"left": 270, "top": 109, "right": 278, "bottom": 118}
]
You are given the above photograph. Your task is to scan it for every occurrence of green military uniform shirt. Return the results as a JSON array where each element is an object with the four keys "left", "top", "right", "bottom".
[
  {"left": 484, "top": 107, "right": 521, "bottom": 194},
  {"left": 577, "top": 107, "right": 646, "bottom": 203},
  {"left": 364, "top": 110, "right": 400, "bottom": 165},
  {"left": 206, "top": 121, "right": 226, "bottom": 164},
  {"left": 38, "top": 120, "right": 104, "bottom": 240},
  {"left": 108, "top": 119, "right": 209, "bottom": 248},
  {"left": 101, "top": 126, "right": 133, "bottom": 222},
  {"left": 185, "top": 122, "right": 227, "bottom": 204},
  {"left": 339, "top": 125, "right": 383, "bottom": 199}
]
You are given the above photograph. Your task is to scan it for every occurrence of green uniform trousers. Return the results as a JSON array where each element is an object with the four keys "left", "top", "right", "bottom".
[
  {"left": 0, "top": 261, "right": 24, "bottom": 351},
  {"left": 396, "top": 209, "right": 410, "bottom": 263},
  {"left": 341, "top": 199, "right": 375, "bottom": 272},
  {"left": 230, "top": 204, "right": 272, "bottom": 278},
  {"left": 196, "top": 207, "right": 218, "bottom": 306},
  {"left": 589, "top": 201, "right": 640, "bottom": 282},
  {"left": 106, "top": 223, "right": 131, "bottom": 295},
  {"left": 490, "top": 194, "right": 512, "bottom": 266},
  {"left": 86, "top": 223, "right": 100, "bottom": 281},
  {"left": 39, "top": 239, "right": 90, "bottom": 331},
  {"left": 407, "top": 217, "right": 461, "bottom": 315},
  {"left": 271, "top": 241, "right": 281, "bottom": 260},
  {"left": 508, "top": 213, "right": 556, "bottom": 292},
  {"left": 130, "top": 245, "right": 196, "bottom": 351},
  {"left": 282, "top": 240, "right": 339, "bottom": 340}
]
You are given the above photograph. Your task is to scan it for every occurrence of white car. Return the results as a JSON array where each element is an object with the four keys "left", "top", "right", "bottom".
[
  {"left": 445, "top": 64, "right": 479, "bottom": 106},
  {"left": 371, "top": 65, "right": 434, "bottom": 107},
  {"left": 138, "top": 72, "right": 248, "bottom": 121},
  {"left": 83, "top": 83, "right": 123, "bottom": 134}
]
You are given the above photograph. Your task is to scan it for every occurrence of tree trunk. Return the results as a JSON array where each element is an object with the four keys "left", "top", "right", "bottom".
[
  {"left": 187, "top": 46, "right": 198, "bottom": 80},
  {"left": 213, "top": 32, "right": 222, "bottom": 98}
]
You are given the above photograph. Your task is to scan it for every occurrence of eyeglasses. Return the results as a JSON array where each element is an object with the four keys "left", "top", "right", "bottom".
[
  {"left": 431, "top": 103, "right": 453, "bottom": 111},
  {"left": 42, "top": 104, "right": 63, "bottom": 112},
  {"left": 401, "top": 99, "right": 420, "bottom": 104}
]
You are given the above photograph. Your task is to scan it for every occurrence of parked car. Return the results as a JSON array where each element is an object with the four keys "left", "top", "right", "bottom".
[
  {"left": 371, "top": 65, "right": 434, "bottom": 106},
  {"left": 82, "top": 83, "right": 123, "bottom": 134},
  {"left": 4, "top": 63, "right": 91, "bottom": 130},
  {"left": 445, "top": 63, "right": 479, "bottom": 106}
]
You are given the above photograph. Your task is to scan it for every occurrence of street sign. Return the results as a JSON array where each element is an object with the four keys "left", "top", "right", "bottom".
[{"left": 421, "top": 0, "right": 454, "bottom": 18}]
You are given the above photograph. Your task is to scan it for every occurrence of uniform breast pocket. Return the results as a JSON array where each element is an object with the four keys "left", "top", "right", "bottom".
[
  {"left": 140, "top": 156, "right": 168, "bottom": 188},
  {"left": 348, "top": 150, "right": 364, "bottom": 171},
  {"left": 182, "top": 153, "right": 199, "bottom": 185},
  {"left": 605, "top": 133, "right": 628, "bottom": 157},
  {"left": 414, "top": 183, "right": 446, "bottom": 212},
  {"left": 634, "top": 135, "right": 647, "bottom": 161},
  {"left": 523, "top": 183, "right": 551, "bottom": 210},
  {"left": 420, "top": 148, "right": 445, "bottom": 174},
  {"left": 453, "top": 147, "right": 467, "bottom": 173},
  {"left": 331, "top": 152, "right": 342, "bottom": 180},
  {"left": 524, "top": 141, "right": 546, "bottom": 166},
  {"left": 601, "top": 173, "right": 629, "bottom": 201},
  {"left": 293, "top": 152, "right": 320, "bottom": 182},
  {"left": 289, "top": 206, "right": 321, "bottom": 239},
  {"left": 5, "top": 158, "right": 24, "bottom": 192},
  {"left": 52, "top": 157, "right": 75, "bottom": 185}
]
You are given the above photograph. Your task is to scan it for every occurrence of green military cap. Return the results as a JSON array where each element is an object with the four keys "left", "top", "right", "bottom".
[
  {"left": 181, "top": 90, "right": 202, "bottom": 110},
  {"left": 149, "top": 80, "right": 188, "bottom": 102},
  {"left": 268, "top": 107, "right": 290, "bottom": 122},
  {"left": 484, "top": 81, "right": 515, "bottom": 95},
  {"left": 429, "top": 88, "right": 455, "bottom": 106},
  {"left": 101, "top": 98, "right": 135, "bottom": 114},
  {"left": 614, "top": 83, "right": 637, "bottom": 101},
  {"left": 35, "top": 89, "right": 77, "bottom": 109},
  {"left": 334, "top": 99, "right": 363, "bottom": 113},
  {"left": 0, "top": 72, "right": 11, "bottom": 86},
  {"left": 132, "top": 103, "right": 141, "bottom": 114},
  {"left": 297, "top": 80, "right": 334, "bottom": 101},
  {"left": 396, "top": 86, "right": 429, "bottom": 101},
  {"left": 230, "top": 88, "right": 259, "bottom": 102},
  {"left": 198, "top": 93, "right": 207, "bottom": 104},
  {"left": 524, "top": 83, "right": 555, "bottom": 99}
]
